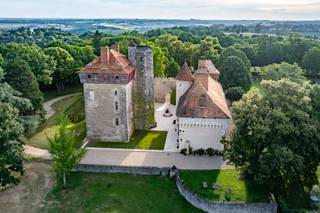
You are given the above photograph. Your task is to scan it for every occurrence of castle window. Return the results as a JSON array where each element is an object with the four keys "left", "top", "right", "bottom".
[
  {"left": 114, "top": 90, "right": 118, "bottom": 96},
  {"left": 115, "top": 118, "right": 119, "bottom": 126},
  {"left": 88, "top": 74, "right": 92, "bottom": 79},
  {"left": 115, "top": 75, "right": 119, "bottom": 80},
  {"left": 199, "top": 94, "right": 206, "bottom": 108},
  {"left": 115, "top": 101, "right": 119, "bottom": 110}
]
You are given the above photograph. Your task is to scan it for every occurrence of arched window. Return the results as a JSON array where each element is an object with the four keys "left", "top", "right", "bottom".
[
  {"left": 199, "top": 94, "right": 206, "bottom": 107},
  {"left": 115, "top": 101, "right": 119, "bottom": 110},
  {"left": 115, "top": 118, "right": 119, "bottom": 126},
  {"left": 114, "top": 90, "right": 118, "bottom": 96}
]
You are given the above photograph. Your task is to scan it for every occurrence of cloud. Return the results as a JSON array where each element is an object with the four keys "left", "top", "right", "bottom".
[{"left": 0, "top": 0, "right": 319, "bottom": 20}]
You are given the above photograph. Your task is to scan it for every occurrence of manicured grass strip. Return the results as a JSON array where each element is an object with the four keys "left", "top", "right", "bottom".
[
  {"left": 27, "top": 95, "right": 85, "bottom": 149},
  {"left": 88, "top": 130, "right": 167, "bottom": 150},
  {"left": 179, "top": 169, "right": 269, "bottom": 203},
  {"left": 40, "top": 172, "right": 201, "bottom": 213}
]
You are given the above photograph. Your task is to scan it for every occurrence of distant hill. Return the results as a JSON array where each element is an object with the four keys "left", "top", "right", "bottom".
[{"left": 0, "top": 18, "right": 320, "bottom": 37}]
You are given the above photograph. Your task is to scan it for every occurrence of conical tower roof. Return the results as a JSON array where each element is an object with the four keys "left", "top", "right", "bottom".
[{"left": 175, "top": 62, "right": 195, "bottom": 81}]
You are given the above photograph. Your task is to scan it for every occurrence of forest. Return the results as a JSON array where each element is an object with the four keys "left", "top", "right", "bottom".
[{"left": 1, "top": 26, "right": 320, "bottom": 210}]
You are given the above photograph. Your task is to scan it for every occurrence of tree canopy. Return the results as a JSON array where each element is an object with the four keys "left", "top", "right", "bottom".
[
  {"left": 303, "top": 47, "right": 320, "bottom": 77},
  {"left": 224, "top": 79, "right": 320, "bottom": 194}
]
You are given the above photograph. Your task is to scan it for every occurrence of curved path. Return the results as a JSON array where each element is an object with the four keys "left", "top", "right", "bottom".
[{"left": 24, "top": 93, "right": 82, "bottom": 160}]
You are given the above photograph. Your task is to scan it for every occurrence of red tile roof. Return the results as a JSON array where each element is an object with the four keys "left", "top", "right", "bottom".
[
  {"left": 79, "top": 47, "right": 135, "bottom": 74},
  {"left": 177, "top": 60, "right": 231, "bottom": 119},
  {"left": 195, "top": 60, "right": 220, "bottom": 79},
  {"left": 175, "top": 62, "right": 195, "bottom": 81}
]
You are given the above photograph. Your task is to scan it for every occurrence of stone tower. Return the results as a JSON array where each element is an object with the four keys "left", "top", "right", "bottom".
[
  {"left": 79, "top": 46, "right": 135, "bottom": 142},
  {"left": 128, "top": 43, "right": 155, "bottom": 130}
]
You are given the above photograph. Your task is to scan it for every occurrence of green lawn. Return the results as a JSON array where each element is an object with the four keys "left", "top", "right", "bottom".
[
  {"left": 87, "top": 130, "right": 167, "bottom": 150},
  {"left": 40, "top": 172, "right": 202, "bottom": 213},
  {"left": 42, "top": 84, "right": 83, "bottom": 101},
  {"left": 27, "top": 95, "right": 86, "bottom": 149},
  {"left": 179, "top": 169, "right": 269, "bottom": 203}
]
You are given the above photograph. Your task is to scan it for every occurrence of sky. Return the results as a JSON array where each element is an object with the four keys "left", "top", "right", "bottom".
[{"left": 0, "top": 0, "right": 320, "bottom": 20}]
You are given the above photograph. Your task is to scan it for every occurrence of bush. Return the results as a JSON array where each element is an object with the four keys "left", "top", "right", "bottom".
[
  {"left": 206, "top": 148, "right": 214, "bottom": 156},
  {"left": 197, "top": 148, "right": 205, "bottom": 156},
  {"left": 225, "top": 86, "right": 245, "bottom": 102},
  {"left": 180, "top": 148, "right": 187, "bottom": 156}
]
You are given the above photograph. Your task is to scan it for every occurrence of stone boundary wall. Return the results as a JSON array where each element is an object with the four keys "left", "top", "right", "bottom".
[
  {"left": 176, "top": 172, "right": 278, "bottom": 213},
  {"left": 74, "top": 164, "right": 170, "bottom": 176},
  {"left": 154, "top": 78, "right": 176, "bottom": 103}
]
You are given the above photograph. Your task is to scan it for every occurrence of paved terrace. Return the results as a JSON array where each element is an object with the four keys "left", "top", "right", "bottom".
[{"left": 80, "top": 148, "right": 231, "bottom": 170}]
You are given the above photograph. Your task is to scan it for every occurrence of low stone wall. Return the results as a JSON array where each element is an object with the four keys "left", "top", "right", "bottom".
[
  {"left": 154, "top": 78, "right": 176, "bottom": 103},
  {"left": 74, "top": 164, "right": 170, "bottom": 176},
  {"left": 176, "top": 172, "right": 278, "bottom": 213}
]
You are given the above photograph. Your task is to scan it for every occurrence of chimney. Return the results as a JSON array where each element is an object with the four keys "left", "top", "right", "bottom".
[
  {"left": 100, "top": 47, "right": 109, "bottom": 65},
  {"left": 111, "top": 44, "right": 119, "bottom": 52}
]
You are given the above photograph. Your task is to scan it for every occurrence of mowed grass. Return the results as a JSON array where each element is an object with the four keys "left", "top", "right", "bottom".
[
  {"left": 27, "top": 95, "right": 86, "bottom": 149},
  {"left": 179, "top": 169, "right": 269, "bottom": 203},
  {"left": 88, "top": 130, "right": 167, "bottom": 150},
  {"left": 40, "top": 172, "right": 202, "bottom": 213}
]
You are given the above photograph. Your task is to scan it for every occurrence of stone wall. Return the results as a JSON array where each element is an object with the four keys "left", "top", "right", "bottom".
[
  {"left": 176, "top": 172, "right": 278, "bottom": 213},
  {"left": 154, "top": 78, "right": 176, "bottom": 103},
  {"left": 83, "top": 83, "right": 132, "bottom": 142},
  {"left": 132, "top": 46, "right": 155, "bottom": 129},
  {"left": 74, "top": 164, "right": 170, "bottom": 176}
]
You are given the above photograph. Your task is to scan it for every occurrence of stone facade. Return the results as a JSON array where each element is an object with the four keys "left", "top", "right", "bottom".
[
  {"left": 129, "top": 46, "right": 156, "bottom": 129},
  {"left": 153, "top": 78, "right": 176, "bottom": 103},
  {"left": 83, "top": 82, "right": 133, "bottom": 142}
]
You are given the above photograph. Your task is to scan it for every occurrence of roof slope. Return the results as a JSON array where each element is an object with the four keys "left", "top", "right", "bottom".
[
  {"left": 175, "top": 62, "right": 195, "bottom": 81},
  {"left": 177, "top": 75, "right": 231, "bottom": 119},
  {"left": 79, "top": 47, "right": 134, "bottom": 74},
  {"left": 195, "top": 60, "right": 220, "bottom": 79}
]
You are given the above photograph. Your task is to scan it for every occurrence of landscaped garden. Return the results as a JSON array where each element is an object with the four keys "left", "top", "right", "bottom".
[
  {"left": 87, "top": 130, "right": 168, "bottom": 150},
  {"left": 40, "top": 172, "right": 202, "bottom": 213},
  {"left": 179, "top": 169, "right": 269, "bottom": 203},
  {"left": 27, "top": 94, "right": 86, "bottom": 149}
]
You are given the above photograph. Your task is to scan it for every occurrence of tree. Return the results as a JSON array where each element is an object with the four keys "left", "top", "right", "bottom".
[
  {"left": 259, "top": 62, "right": 306, "bottom": 83},
  {"left": 92, "top": 30, "right": 103, "bottom": 55},
  {"left": 4, "top": 58, "right": 44, "bottom": 114},
  {"left": 0, "top": 65, "right": 32, "bottom": 187},
  {"left": 166, "top": 57, "right": 180, "bottom": 77},
  {"left": 44, "top": 47, "right": 76, "bottom": 93},
  {"left": 219, "top": 56, "right": 252, "bottom": 91},
  {"left": 217, "top": 46, "right": 251, "bottom": 72},
  {"left": 303, "top": 47, "right": 320, "bottom": 77},
  {"left": 224, "top": 79, "right": 320, "bottom": 196},
  {"left": 225, "top": 86, "right": 245, "bottom": 102},
  {"left": 310, "top": 84, "right": 320, "bottom": 121},
  {"left": 0, "top": 43, "right": 55, "bottom": 85},
  {"left": 48, "top": 114, "right": 86, "bottom": 188},
  {"left": 198, "top": 36, "right": 222, "bottom": 62}
]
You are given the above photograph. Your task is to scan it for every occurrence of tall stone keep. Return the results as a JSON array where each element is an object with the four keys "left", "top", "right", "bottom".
[
  {"left": 79, "top": 46, "right": 135, "bottom": 142},
  {"left": 129, "top": 44, "right": 155, "bottom": 130}
]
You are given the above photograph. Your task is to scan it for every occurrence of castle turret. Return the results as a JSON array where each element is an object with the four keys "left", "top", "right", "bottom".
[
  {"left": 130, "top": 45, "right": 155, "bottom": 130},
  {"left": 175, "top": 62, "right": 194, "bottom": 105}
]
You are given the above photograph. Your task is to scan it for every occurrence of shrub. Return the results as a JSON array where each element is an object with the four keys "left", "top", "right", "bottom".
[
  {"left": 197, "top": 148, "right": 205, "bottom": 156},
  {"left": 180, "top": 148, "right": 187, "bottom": 156},
  {"left": 206, "top": 148, "right": 214, "bottom": 156},
  {"left": 225, "top": 86, "right": 245, "bottom": 102}
]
